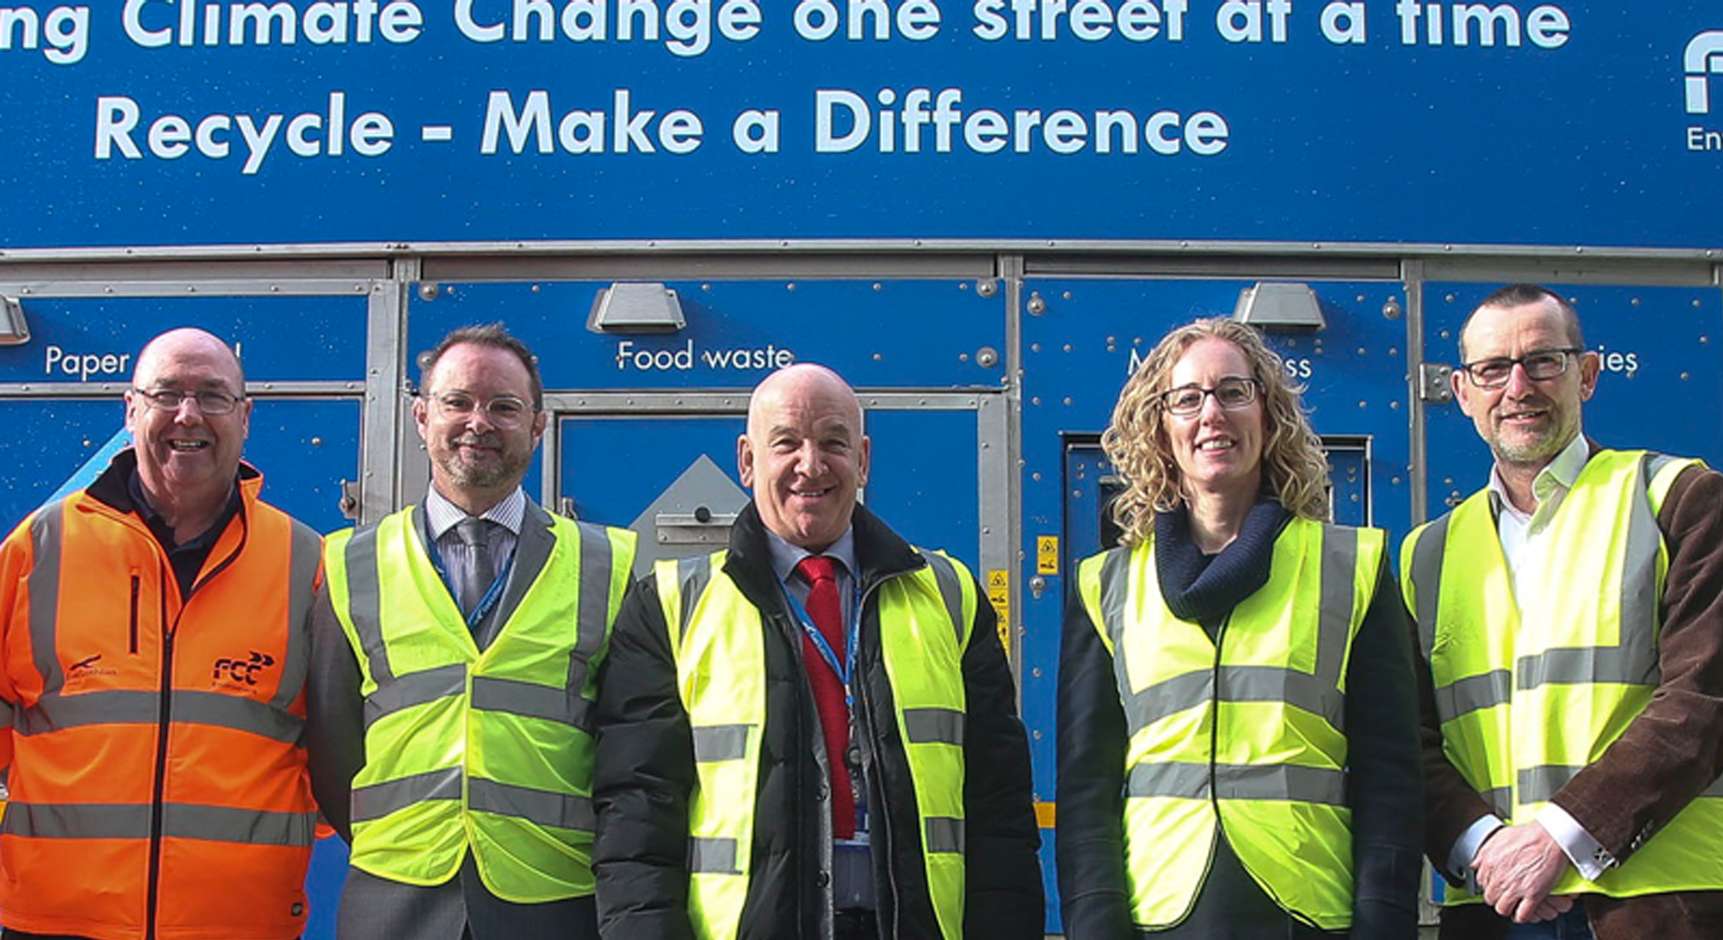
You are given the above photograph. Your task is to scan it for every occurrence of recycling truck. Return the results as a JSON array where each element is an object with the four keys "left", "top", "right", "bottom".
[{"left": 3, "top": 0, "right": 1722, "bottom": 934}]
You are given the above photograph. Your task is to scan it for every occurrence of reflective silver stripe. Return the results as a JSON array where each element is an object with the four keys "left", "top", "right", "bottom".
[
  {"left": 903, "top": 707, "right": 964, "bottom": 746},
  {"left": 365, "top": 663, "right": 465, "bottom": 728},
  {"left": 17, "top": 689, "right": 304, "bottom": 743},
  {"left": 564, "top": 522, "right": 615, "bottom": 707},
  {"left": 691, "top": 723, "right": 751, "bottom": 762},
  {"left": 1435, "top": 669, "right": 1512, "bottom": 720},
  {"left": 28, "top": 505, "right": 65, "bottom": 696},
  {"left": 4, "top": 801, "right": 314, "bottom": 846},
  {"left": 1614, "top": 458, "right": 1664, "bottom": 685},
  {"left": 675, "top": 554, "right": 715, "bottom": 642},
  {"left": 1517, "top": 646, "right": 1658, "bottom": 691},
  {"left": 1127, "top": 761, "right": 1210, "bottom": 799},
  {"left": 688, "top": 836, "right": 742, "bottom": 874},
  {"left": 1480, "top": 787, "right": 1512, "bottom": 817},
  {"left": 1645, "top": 452, "right": 1680, "bottom": 494},
  {"left": 176, "top": 690, "right": 304, "bottom": 742},
  {"left": 1125, "top": 667, "right": 1346, "bottom": 737},
  {"left": 0, "top": 699, "right": 13, "bottom": 729},
  {"left": 351, "top": 766, "right": 461, "bottom": 823},
  {"left": 344, "top": 523, "right": 393, "bottom": 686},
  {"left": 924, "top": 816, "right": 964, "bottom": 854},
  {"left": 1097, "top": 549, "right": 1135, "bottom": 730},
  {"left": 1410, "top": 515, "right": 1451, "bottom": 662},
  {"left": 274, "top": 519, "right": 323, "bottom": 711},
  {"left": 1518, "top": 765, "right": 1584, "bottom": 805},
  {"left": 1703, "top": 776, "right": 1723, "bottom": 799},
  {"left": 919, "top": 550, "right": 966, "bottom": 646},
  {"left": 2, "top": 801, "right": 147, "bottom": 838},
  {"left": 1315, "top": 525, "right": 1359, "bottom": 695},
  {"left": 468, "top": 778, "right": 594, "bottom": 832},
  {"left": 1123, "top": 670, "right": 1211, "bottom": 737},
  {"left": 1127, "top": 762, "right": 1347, "bottom": 806},
  {"left": 472, "top": 674, "right": 588, "bottom": 731},
  {"left": 1219, "top": 665, "right": 1345, "bottom": 731},
  {"left": 167, "top": 803, "right": 317, "bottom": 846}
]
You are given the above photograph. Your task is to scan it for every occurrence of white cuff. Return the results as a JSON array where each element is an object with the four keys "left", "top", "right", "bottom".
[
  {"left": 1537, "top": 804, "right": 1614, "bottom": 881},
  {"left": 1449, "top": 814, "right": 1504, "bottom": 886}
]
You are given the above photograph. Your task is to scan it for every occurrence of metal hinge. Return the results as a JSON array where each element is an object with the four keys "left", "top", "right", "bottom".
[{"left": 1418, "top": 363, "right": 1455, "bottom": 404}]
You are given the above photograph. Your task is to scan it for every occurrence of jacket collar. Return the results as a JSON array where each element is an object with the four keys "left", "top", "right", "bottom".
[
  {"left": 723, "top": 501, "right": 924, "bottom": 602},
  {"left": 84, "top": 447, "right": 261, "bottom": 517}
]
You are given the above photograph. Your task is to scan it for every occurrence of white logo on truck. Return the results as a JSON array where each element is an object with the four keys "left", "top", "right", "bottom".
[{"left": 1686, "top": 31, "right": 1723, "bottom": 114}]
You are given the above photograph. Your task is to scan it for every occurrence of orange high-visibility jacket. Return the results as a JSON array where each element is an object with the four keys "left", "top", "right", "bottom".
[{"left": 0, "top": 453, "right": 323, "bottom": 940}]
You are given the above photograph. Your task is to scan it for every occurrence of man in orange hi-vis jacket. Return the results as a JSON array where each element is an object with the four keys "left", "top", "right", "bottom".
[{"left": 0, "top": 327, "right": 323, "bottom": 940}]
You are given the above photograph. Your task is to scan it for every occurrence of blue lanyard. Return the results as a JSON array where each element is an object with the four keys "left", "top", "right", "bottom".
[
  {"left": 425, "top": 527, "right": 514, "bottom": 631},
  {"left": 783, "top": 579, "right": 864, "bottom": 708}
]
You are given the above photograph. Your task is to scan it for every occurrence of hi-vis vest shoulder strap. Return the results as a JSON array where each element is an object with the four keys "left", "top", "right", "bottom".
[
  {"left": 1402, "top": 450, "right": 1723, "bottom": 901},
  {"left": 1078, "top": 518, "right": 1383, "bottom": 931},
  {"left": 657, "top": 549, "right": 975, "bottom": 940},
  {"left": 324, "top": 505, "right": 635, "bottom": 903}
]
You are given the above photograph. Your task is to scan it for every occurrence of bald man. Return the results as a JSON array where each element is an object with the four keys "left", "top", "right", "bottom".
[
  {"left": 0, "top": 328, "right": 323, "bottom": 940},
  {"left": 593, "top": 364, "right": 1043, "bottom": 940}
]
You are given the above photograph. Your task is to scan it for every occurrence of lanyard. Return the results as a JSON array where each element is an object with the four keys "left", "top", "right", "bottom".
[
  {"left": 425, "top": 527, "right": 514, "bottom": 631},
  {"left": 783, "top": 579, "right": 864, "bottom": 708}
]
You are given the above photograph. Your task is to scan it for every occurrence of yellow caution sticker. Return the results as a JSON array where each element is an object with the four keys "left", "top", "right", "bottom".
[
  {"left": 1034, "top": 801, "right": 1057, "bottom": 829},
  {"left": 1036, "top": 535, "right": 1059, "bottom": 574},
  {"left": 986, "top": 568, "right": 1011, "bottom": 654}
]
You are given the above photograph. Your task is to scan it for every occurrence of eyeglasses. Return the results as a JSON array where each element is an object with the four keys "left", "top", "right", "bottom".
[
  {"left": 131, "top": 388, "right": 244, "bottom": 415},
  {"left": 1460, "top": 348, "right": 1584, "bottom": 389},
  {"left": 1158, "top": 376, "right": 1261, "bottom": 416},
  {"left": 427, "top": 391, "right": 533, "bottom": 427}
]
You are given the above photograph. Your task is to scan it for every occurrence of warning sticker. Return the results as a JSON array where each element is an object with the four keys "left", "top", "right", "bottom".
[
  {"left": 1037, "top": 536, "right": 1059, "bottom": 574},
  {"left": 986, "top": 568, "right": 1011, "bottom": 654}
]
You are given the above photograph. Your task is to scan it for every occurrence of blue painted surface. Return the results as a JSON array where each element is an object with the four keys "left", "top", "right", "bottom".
[
  {"left": 5, "top": 6, "right": 1722, "bottom": 248},
  {"left": 404, "top": 279, "right": 1005, "bottom": 391},
  {"left": 0, "top": 296, "right": 368, "bottom": 384},
  {"left": 1422, "top": 285, "right": 1723, "bottom": 515}
]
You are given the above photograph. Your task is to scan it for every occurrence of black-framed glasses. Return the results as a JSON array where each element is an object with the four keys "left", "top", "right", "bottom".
[
  {"left": 1158, "top": 376, "right": 1261, "bottom": 417},
  {"left": 427, "top": 391, "right": 533, "bottom": 427},
  {"left": 131, "top": 387, "right": 244, "bottom": 415},
  {"left": 1460, "top": 348, "right": 1584, "bottom": 389}
]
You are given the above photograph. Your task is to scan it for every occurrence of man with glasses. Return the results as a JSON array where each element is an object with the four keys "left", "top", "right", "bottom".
[
  {"left": 306, "top": 324, "right": 635, "bottom": 940},
  {"left": 1401, "top": 285, "right": 1723, "bottom": 939},
  {"left": 0, "top": 327, "right": 324, "bottom": 940}
]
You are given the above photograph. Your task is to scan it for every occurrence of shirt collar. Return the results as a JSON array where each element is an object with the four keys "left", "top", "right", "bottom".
[
  {"left": 765, "top": 525, "right": 858, "bottom": 586},
  {"left": 424, "top": 485, "right": 526, "bottom": 540},
  {"left": 1487, "top": 429, "right": 1589, "bottom": 516}
]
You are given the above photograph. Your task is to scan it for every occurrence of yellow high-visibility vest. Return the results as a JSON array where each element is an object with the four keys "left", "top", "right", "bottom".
[
  {"left": 1402, "top": 449, "right": 1723, "bottom": 901},
  {"left": 324, "top": 506, "right": 635, "bottom": 901},
  {"left": 1078, "top": 518, "right": 1383, "bottom": 930},
  {"left": 658, "top": 548, "right": 976, "bottom": 940}
]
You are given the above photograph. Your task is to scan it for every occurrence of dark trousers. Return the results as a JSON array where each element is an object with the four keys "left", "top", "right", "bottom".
[
  {"left": 834, "top": 909, "right": 880, "bottom": 940},
  {"left": 338, "top": 856, "right": 598, "bottom": 940}
]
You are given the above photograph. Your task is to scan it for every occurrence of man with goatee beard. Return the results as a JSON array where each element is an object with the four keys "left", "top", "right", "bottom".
[{"left": 307, "top": 324, "right": 635, "bottom": 940}]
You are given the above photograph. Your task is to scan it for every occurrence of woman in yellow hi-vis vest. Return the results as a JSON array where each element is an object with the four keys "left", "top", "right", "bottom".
[{"left": 1056, "top": 318, "right": 1423, "bottom": 939}]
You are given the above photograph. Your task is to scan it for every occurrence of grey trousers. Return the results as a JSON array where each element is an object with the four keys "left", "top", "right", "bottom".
[{"left": 337, "top": 855, "right": 598, "bottom": 940}]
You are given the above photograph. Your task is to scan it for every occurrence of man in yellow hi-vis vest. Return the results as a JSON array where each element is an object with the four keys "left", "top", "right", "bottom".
[
  {"left": 592, "top": 363, "right": 1043, "bottom": 940},
  {"left": 306, "top": 324, "right": 635, "bottom": 940},
  {"left": 1402, "top": 285, "right": 1723, "bottom": 940}
]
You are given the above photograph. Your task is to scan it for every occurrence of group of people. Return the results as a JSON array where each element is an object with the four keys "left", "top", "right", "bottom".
[{"left": 0, "top": 283, "right": 1714, "bottom": 940}]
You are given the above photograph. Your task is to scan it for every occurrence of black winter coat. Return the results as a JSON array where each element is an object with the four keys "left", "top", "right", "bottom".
[{"left": 593, "top": 502, "right": 1044, "bottom": 940}]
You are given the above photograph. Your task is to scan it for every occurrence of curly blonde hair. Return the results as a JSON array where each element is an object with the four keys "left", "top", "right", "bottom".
[{"left": 1101, "top": 318, "right": 1331, "bottom": 545}]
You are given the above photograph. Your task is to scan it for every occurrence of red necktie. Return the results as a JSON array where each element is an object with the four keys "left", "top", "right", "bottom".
[{"left": 795, "top": 555, "right": 856, "bottom": 840}]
